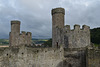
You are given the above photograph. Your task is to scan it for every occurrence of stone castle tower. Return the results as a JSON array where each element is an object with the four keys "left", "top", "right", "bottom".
[
  {"left": 52, "top": 8, "right": 90, "bottom": 48},
  {"left": 52, "top": 8, "right": 65, "bottom": 48},
  {"left": 9, "top": 20, "right": 32, "bottom": 47}
]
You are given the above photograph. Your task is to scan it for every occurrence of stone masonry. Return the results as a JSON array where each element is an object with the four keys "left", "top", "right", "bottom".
[
  {"left": 64, "top": 24, "right": 90, "bottom": 48},
  {"left": 52, "top": 8, "right": 65, "bottom": 48}
]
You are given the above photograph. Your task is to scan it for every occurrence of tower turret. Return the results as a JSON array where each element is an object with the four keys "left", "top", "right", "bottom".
[
  {"left": 9, "top": 20, "right": 21, "bottom": 47},
  {"left": 51, "top": 8, "right": 65, "bottom": 48}
]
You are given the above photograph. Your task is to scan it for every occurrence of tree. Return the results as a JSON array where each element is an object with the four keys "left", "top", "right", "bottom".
[
  {"left": 42, "top": 39, "right": 52, "bottom": 47},
  {"left": 90, "top": 27, "right": 100, "bottom": 44}
]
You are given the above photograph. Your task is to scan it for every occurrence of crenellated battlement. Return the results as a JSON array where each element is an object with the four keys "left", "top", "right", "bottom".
[
  {"left": 65, "top": 24, "right": 90, "bottom": 33},
  {"left": 64, "top": 24, "right": 90, "bottom": 48},
  {"left": 82, "top": 25, "right": 90, "bottom": 31},
  {"left": 20, "top": 31, "right": 31, "bottom": 36},
  {"left": 11, "top": 20, "right": 20, "bottom": 25},
  {"left": 74, "top": 24, "right": 80, "bottom": 31},
  {"left": 26, "top": 32, "right": 32, "bottom": 36},
  {"left": 65, "top": 25, "right": 70, "bottom": 31},
  {"left": 21, "top": 31, "right": 26, "bottom": 34},
  {"left": 20, "top": 31, "right": 32, "bottom": 36},
  {"left": 52, "top": 8, "right": 65, "bottom": 15}
]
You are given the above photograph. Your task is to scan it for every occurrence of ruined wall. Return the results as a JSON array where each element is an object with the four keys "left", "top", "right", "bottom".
[
  {"left": 64, "top": 25, "right": 90, "bottom": 48},
  {"left": 0, "top": 46, "right": 89, "bottom": 67},
  {"left": 9, "top": 20, "right": 32, "bottom": 47},
  {"left": 86, "top": 49, "right": 100, "bottom": 67},
  {"left": 0, "top": 46, "right": 64, "bottom": 67},
  {"left": 63, "top": 48, "right": 86, "bottom": 67},
  {"left": 19, "top": 31, "right": 32, "bottom": 46},
  {"left": 52, "top": 8, "right": 65, "bottom": 48}
]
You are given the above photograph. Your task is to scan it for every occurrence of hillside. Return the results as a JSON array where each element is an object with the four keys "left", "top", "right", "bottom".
[
  {"left": 0, "top": 39, "right": 48, "bottom": 45},
  {"left": 0, "top": 39, "right": 9, "bottom": 45},
  {"left": 90, "top": 27, "right": 100, "bottom": 44},
  {"left": 32, "top": 39, "right": 48, "bottom": 44}
]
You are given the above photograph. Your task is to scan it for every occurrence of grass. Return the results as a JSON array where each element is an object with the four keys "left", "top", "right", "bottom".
[
  {"left": 32, "top": 39, "right": 48, "bottom": 44},
  {"left": 0, "top": 39, "right": 9, "bottom": 45},
  {"left": 94, "top": 43, "right": 99, "bottom": 47}
]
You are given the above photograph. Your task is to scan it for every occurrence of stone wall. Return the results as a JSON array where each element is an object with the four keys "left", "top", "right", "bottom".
[
  {"left": 55, "top": 27, "right": 64, "bottom": 48},
  {"left": 0, "top": 46, "right": 89, "bottom": 67},
  {"left": 63, "top": 48, "right": 86, "bottom": 67},
  {"left": 86, "top": 49, "right": 100, "bottom": 67},
  {"left": 0, "top": 46, "right": 64, "bottom": 67},
  {"left": 19, "top": 31, "right": 32, "bottom": 46},
  {"left": 64, "top": 24, "right": 90, "bottom": 48}
]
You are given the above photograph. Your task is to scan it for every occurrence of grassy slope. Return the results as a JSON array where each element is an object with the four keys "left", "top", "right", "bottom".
[
  {"left": 0, "top": 39, "right": 9, "bottom": 45},
  {"left": 32, "top": 39, "right": 48, "bottom": 44},
  {"left": 0, "top": 39, "right": 48, "bottom": 45}
]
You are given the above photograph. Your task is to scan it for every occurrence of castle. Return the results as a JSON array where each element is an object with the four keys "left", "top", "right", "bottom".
[
  {"left": 9, "top": 21, "right": 32, "bottom": 47},
  {"left": 0, "top": 7, "right": 99, "bottom": 67},
  {"left": 52, "top": 8, "right": 90, "bottom": 48}
]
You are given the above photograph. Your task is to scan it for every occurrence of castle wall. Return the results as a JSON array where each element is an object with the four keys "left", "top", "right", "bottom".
[
  {"left": 26, "top": 32, "right": 32, "bottom": 46},
  {"left": 0, "top": 47, "right": 64, "bottom": 67},
  {"left": 64, "top": 25, "right": 90, "bottom": 48},
  {"left": 86, "top": 49, "right": 100, "bottom": 67},
  {"left": 19, "top": 31, "right": 32, "bottom": 46},
  {"left": 0, "top": 47, "right": 89, "bottom": 67},
  {"left": 63, "top": 48, "right": 86, "bottom": 67}
]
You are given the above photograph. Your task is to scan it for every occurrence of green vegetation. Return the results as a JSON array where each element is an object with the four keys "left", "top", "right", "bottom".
[
  {"left": 0, "top": 39, "right": 9, "bottom": 45},
  {"left": 94, "top": 43, "right": 99, "bottom": 47},
  {"left": 42, "top": 39, "right": 52, "bottom": 47},
  {"left": 32, "top": 39, "right": 48, "bottom": 44},
  {"left": 0, "top": 39, "right": 48, "bottom": 46},
  {"left": 90, "top": 27, "right": 100, "bottom": 45}
]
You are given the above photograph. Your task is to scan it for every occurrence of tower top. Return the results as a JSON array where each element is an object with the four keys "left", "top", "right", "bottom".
[
  {"left": 11, "top": 20, "right": 20, "bottom": 25},
  {"left": 51, "top": 7, "right": 65, "bottom": 15}
]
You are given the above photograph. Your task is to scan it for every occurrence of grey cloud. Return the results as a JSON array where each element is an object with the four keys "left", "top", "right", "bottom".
[
  {"left": 60, "top": 0, "right": 100, "bottom": 28},
  {"left": 0, "top": 0, "right": 100, "bottom": 39}
]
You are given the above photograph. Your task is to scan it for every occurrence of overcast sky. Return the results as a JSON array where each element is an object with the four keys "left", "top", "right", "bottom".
[{"left": 0, "top": 0, "right": 100, "bottom": 39}]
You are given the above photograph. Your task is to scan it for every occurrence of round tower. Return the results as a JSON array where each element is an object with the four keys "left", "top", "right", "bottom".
[
  {"left": 10, "top": 20, "right": 21, "bottom": 47},
  {"left": 11, "top": 21, "right": 20, "bottom": 33},
  {"left": 51, "top": 8, "right": 65, "bottom": 48}
]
